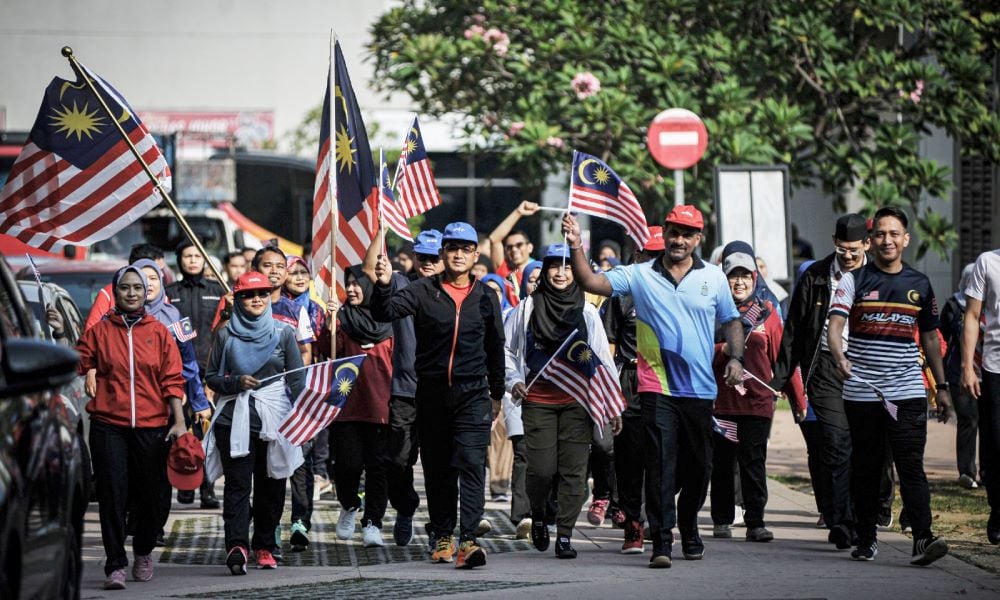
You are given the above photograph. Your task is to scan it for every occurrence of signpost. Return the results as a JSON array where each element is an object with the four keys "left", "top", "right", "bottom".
[{"left": 646, "top": 108, "right": 708, "bottom": 206}]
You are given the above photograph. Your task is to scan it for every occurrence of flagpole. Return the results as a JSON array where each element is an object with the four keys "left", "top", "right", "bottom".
[
  {"left": 390, "top": 115, "right": 413, "bottom": 190},
  {"left": 524, "top": 328, "right": 579, "bottom": 393},
  {"left": 562, "top": 150, "right": 576, "bottom": 269},
  {"left": 379, "top": 148, "right": 387, "bottom": 254},
  {"left": 60, "top": 46, "right": 229, "bottom": 292},
  {"left": 256, "top": 354, "right": 366, "bottom": 385},
  {"left": 328, "top": 32, "right": 339, "bottom": 361}
]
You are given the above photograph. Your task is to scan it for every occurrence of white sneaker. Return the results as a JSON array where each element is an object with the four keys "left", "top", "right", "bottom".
[
  {"left": 516, "top": 518, "right": 532, "bottom": 540},
  {"left": 362, "top": 520, "right": 385, "bottom": 547},
  {"left": 475, "top": 518, "right": 492, "bottom": 537},
  {"left": 336, "top": 507, "right": 359, "bottom": 540}
]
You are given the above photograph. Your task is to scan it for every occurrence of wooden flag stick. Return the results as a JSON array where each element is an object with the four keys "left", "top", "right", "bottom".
[
  {"left": 61, "top": 47, "right": 229, "bottom": 291},
  {"left": 328, "top": 31, "right": 339, "bottom": 361}
]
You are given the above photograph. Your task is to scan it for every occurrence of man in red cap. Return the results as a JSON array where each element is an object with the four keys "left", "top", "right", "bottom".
[
  {"left": 602, "top": 225, "right": 665, "bottom": 554},
  {"left": 564, "top": 206, "right": 744, "bottom": 568}
]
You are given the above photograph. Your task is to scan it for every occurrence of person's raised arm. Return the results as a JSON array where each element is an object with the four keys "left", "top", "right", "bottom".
[
  {"left": 562, "top": 212, "right": 613, "bottom": 296},
  {"left": 488, "top": 200, "right": 539, "bottom": 269},
  {"left": 961, "top": 297, "right": 983, "bottom": 399},
  {"left": 362, "top": 224, "right": 383, "bottom": 283},
  {"left": 370, "top": 255, "right": 419, "bottom": 322}
]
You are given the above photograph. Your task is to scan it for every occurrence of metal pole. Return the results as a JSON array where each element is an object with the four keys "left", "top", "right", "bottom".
[
  {"left": 60, "top": 47, "right": 229, "bottom": 292},
  {"left": 329, "top": 33, "right": 338, "bottom": 361},
  {"left": 674, "top": 169, "right": 684, "bottom": 207}
]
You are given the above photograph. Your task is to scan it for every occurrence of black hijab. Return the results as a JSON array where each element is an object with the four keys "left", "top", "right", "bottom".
[
  {"left": 338, "top": 265, "right": 393, "bottom": 345},
  {"left": 529, "top": 259, "right": 587, "bottom": 354}
]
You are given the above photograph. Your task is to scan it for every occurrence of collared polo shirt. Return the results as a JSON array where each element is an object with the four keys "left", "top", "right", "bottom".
[{"left": 603, "top": 256, "right": 739, "bottom": 399}]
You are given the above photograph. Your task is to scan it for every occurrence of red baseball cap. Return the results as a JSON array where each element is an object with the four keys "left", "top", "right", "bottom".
[
  {"left": 664, "top": 205, "right": 704, "bottom": 230},
  {"left": 644, "top": 226, "right": 665, "bottom": 252},
  {"left": 167, "top": 432, "right": 205, "bottom": 491},
  {"left": 233, "top": 271, "right": 272, "bottom": 294}
]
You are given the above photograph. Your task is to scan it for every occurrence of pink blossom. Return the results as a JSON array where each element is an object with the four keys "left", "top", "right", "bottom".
[
  {"left": 469, "top": 13, "right": 486, "bottom": 25},
  {"left": 508, "top": 121, "right": 525, "bottom": 137},
  {"left": 483, "top": 27, "right": 504, "bottom": 43},
  {"left": 546, "top": 136, "right": 565, "bottom": 150},
  {"left": 464, "top": 24, "right": 484, "bottom": 39},
  {"left": 571, "top": 71, "right": 601, "bottom": 100},
  {"left": 493, "top": 40, "right": 510, "bottom": 57}
]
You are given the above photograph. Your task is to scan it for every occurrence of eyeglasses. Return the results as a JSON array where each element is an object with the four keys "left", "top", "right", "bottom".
[
  {"left": 727, "top": 272, "right": 753, "bottom": 282},
  {"left": 238, "top": 290, "right": 271, "bottom": 299},
  {"left": 834, "top": 246, "right": 864, "bottom": 258},
  {"left": 505, "top": 241, "right": 527, "bottom": 251},
  {"left": 416, "top": 253, "right": 441, "bottom": 263},
  {"left": 444, "top": 244, "right": 476, "bottom": 255}
]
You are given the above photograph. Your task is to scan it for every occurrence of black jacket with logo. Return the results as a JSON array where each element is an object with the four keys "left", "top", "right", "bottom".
[
  {"left": 771, "top": 253, "right": 837, "bottom": 390},
  {"left": 166, "top": 276, "right": 226, "bottom": 373},
  {"left": 370, "top": 274, "right": 506, "bottom": 401}
]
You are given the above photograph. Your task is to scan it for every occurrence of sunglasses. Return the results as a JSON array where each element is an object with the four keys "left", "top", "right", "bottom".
[
  {"left": 834, "top": 246, "right": 864, "bottom": 258},
  {"left": 238, "top": 290, "right": 271, "bottom": 299},
  {"left": 444, "top": 244, "right": 476, "bottom": 255},
  {"left": 416, "top": 253, "right": 441, "bottom": 263}
]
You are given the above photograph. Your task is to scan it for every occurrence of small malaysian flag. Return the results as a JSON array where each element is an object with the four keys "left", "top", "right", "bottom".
[
  {"left": 395, "top": 116, "right": 442, "bottom": 218},
  {"left": 167, "top": 317, "right": 197, "bottom": 342},
  {"left": 540, "top": 330, "right": 626, "bottom": 428},
  {"left": 712, "top": 417, "right": 739, "bottom": 443},
  {"left": 378, "top": 156, "right": 413, "bottom": 241},
  {"left": 279, "top": 355, "right": 366, "bottom": 446},
  {"left": 863, "top": 290, "right": 880, "bottom": 301},
  {"left": 25, "top": 253, "right": 44, "bottom": 287},
  {"left": 853, "top": 375, "right": 897, "bottom": 420},
  {"left": 568, "top": 150, "right": 649, "bottom": 248},
  {"left": 734, "top": 369, "right": 754, "bottom": 396}
]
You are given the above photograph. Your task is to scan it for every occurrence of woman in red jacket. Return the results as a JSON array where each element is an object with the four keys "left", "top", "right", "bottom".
[
  {"left": 76, "top": 265, "right": 186, "bottom": 591},
  {"left": 327, "top": 265, "right": 394, "bottom": 548},
  {"left": 710, "top": 243, "right": 805, "bottom": 544}
]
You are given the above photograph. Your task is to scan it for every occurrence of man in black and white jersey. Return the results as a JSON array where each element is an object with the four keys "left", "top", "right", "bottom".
[{"left": 827, "top": 206, "right": 952, "bottom": 566}]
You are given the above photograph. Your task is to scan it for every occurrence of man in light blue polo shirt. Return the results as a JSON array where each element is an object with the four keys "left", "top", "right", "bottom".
[{"left": 563, "top": 205, "right": 744, "bottom": 569}]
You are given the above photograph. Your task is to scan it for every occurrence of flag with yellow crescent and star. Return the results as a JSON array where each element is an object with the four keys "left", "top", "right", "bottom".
[
  {"left": 0, "top": 62, "right": 171, "bottom": 252},
  {"left": 311, "top": 40, "right": 378, "bottom": 301}
]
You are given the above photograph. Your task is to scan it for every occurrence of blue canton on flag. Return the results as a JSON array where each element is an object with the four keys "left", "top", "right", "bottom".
[
  {"left": 395, "top": 116, "right": 442, "bottom": 218},
  {"left": 541, "top": 329, "right": 626, "bottom": 428},
  {"left": 279, "top": 355, "right": 367, "bottom": 446},
  {"left": 567, "top": 151, "right": 649, "bottom": 248},
  {"left": 168, "top": 317, "right": 197, "bottom": 342},
  {"left": 712, "top": 417, "right": 740, "bottom": 443},
  {"left": 379, "top": 158, "right": 413, "bottom": 241}
]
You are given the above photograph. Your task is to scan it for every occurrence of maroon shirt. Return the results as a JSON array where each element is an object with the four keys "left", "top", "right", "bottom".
[{"left": 334, "top": 328, "right": 393, "bottom": 424}]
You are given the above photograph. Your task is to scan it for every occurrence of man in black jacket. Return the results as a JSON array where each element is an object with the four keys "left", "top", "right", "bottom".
[
  {"left": 371, "top": 221, "right": 506, "bottom": 570},
  {"left": 771, "top": 213, "right": 868, "bottom": 548}
]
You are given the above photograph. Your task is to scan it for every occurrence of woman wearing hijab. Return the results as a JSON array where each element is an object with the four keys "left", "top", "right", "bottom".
[
  {"left": 76, "top": 266, "right": 186, "bottom": 590},
  {"left": 481, "top": 273, "right": 514, "bottom": 317},
  {"left": 519, "top": 260, "right": 543, "bottom": 300},
  {"left": 204, "top": 271, "right": 305, "bottom": 575},
  {"left": 710, "top": 242, "right": 805, "bottom": 543},
  {"left": 942, "top": 263, "right": 983, "bottom": 489},
  {"left": 327, "top": 265, "right": 395, "bottom": 548},
  {"left": 505, "top": 245, "right": 621, "bottom": 559}
]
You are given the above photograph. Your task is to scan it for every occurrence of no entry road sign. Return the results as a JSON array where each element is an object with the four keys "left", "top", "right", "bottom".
[{"left": 646, "top": 108, "right": 708, "bottom": 170}]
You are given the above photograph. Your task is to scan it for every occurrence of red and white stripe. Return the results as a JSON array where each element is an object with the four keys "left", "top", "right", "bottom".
[
  {"left": 546, "top": 357, "right": 626, "bottom": 427},
  {"left": 380, "top": 191, "right": 413, "bottom": 242},
  {"left": 0, "top": 128, "right": 169, "bottom": 252},
  {"left": 396, "top": 158, "right": 441, "bottom": 218},
  {"left": 568, "top": 181, "right": 649, "bottom": 249},
  {"left": 278, "top": 362, "right": 340, "bottom": 446}
]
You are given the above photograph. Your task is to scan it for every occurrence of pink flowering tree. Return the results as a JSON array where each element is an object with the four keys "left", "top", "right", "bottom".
[{"left": 370, "top": 0, "right": 1000, "bottom": 257}]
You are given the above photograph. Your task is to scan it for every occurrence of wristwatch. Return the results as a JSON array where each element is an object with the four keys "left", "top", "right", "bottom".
[{"left": 935, "top": 382, "right": 950, "bottom": 391}]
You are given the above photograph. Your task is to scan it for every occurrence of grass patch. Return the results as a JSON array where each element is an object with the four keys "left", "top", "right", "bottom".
[{"left": 768, "top": 473, "right": 814, "bottom": 494}]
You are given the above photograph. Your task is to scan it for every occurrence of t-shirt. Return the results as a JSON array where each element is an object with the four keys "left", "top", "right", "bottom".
[
  {"left": 442, "top": 280, "right": 473, "bottom": 310},
  {"left": 603, "top": 257, "right": 740, "bottom": 400},
  {"left": 965, "top": 250, "right": 1000, "bottom": 374},
  {"left": 272, "top": 296, "right": 315, "bottom": 344},
  {"left": 829, "top": 262, "right": 939, "bottom": 402}
]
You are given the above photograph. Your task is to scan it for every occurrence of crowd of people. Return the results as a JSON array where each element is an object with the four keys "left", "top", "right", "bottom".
[{"left": 73, "top": 199, "right": 1000, "bottom": 589}]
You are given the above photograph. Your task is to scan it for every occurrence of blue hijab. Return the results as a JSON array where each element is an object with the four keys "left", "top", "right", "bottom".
[
  {"left": 111, "top": 265, "right": 149, "bottom": 320},
  {"left": 481, "top": 274, "right": 513, "bottom": 313},
  {"left": 218, "top": 293, "right": 280, "bottom": 377},
  {"left": 132, "top": 259, "right": 181, "bottom": 328},
  {"left": 519, "top": 260, "right": 543, "bottom": 299}
]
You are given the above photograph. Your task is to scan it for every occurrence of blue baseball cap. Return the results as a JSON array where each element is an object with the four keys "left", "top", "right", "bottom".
[
  {"left": 413, "top": 229, "right": 443, "bottom": 255},
  {"left": 441, "top": 222, "right": 478, "bottom": 245},
  {"left": 543, "top": 243, "right": 571, "bottom": 262}
]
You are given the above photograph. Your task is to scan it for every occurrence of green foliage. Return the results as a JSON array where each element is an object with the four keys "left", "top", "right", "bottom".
[{"left": 368, "top": 0, "right": 1000, "bottom": 258}]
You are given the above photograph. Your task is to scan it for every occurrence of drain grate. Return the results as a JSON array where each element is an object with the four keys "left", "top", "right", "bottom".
[
  {"left": 160, "top": 508, "right": 531, "bottom": 567},
  {"left": 176, "top": 577, "right": 547, "bottom": 599}
]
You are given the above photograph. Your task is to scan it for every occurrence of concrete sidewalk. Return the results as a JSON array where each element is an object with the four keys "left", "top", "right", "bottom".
[{"left": 79, "top": 410, "right": 999, "bottom": 599}]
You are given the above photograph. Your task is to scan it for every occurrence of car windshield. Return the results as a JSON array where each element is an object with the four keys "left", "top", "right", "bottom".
[
  {"left": 22, "top": 295, "right": 51, "bottom": 340},
  {"left": 90, "top": 216, "right": 227, "bottom": 260},
  {"left": 37, "top": 272, "right": 110, "bottom": 317}
]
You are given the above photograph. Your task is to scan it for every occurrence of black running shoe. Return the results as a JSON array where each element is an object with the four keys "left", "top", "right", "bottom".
[
  {"left": 555, "top": 536, "right": 577, "bottom": 559},
  {"left": 531, "top": 519, "right": 550, "bottom": 552},
  {"left": 910, "top": 536, "right": 948, "bottom": 566},
  {"left": 851, "top": 539, "right": 878, "bottom": 561}
]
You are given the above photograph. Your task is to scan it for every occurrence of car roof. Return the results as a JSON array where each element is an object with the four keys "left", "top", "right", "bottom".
[
  {"left": 17, "top": 259, "right": 126, "bottom": 276},
  {"left": 17, "top": 280, "right": 74, "bottom": 304}
]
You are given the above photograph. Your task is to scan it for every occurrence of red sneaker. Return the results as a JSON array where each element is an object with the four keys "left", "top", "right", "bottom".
[
  {"left": 622, "top": 520, "right": 645, "bottom": 554},
  {"left": 255, "top": 549, "right": 277, "bottom": 569},
  {"left": 587, "top": 498, "right": 609, "bottom": 526}
]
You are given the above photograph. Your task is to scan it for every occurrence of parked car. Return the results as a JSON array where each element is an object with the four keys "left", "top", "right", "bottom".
[
  {"left": 15, "top": 259, "right": 125, "bottom": 319},
  {"left": 0, "top": 252, "right": 88, "bottom": 599}
]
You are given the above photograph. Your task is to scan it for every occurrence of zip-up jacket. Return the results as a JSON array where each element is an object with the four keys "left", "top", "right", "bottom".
[
  {"left": 370, "top": 274, "right": 506, "bottom": 400},
  {"left": 76, "top": 312, "right": 185, "bottom": 428},
  {"left": 771, "top": 253, "right": 837, "bottom": 390},
  {"left": 166, "top": 276, "right": 226, "bottom": 372}
]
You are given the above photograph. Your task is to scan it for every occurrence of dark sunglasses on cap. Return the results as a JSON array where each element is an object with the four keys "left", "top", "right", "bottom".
[
  {"left": 238, "top": 290, "right": 271, "bottom": 299},
  {"left": 416, "top": 253, "right": 441, "bottom": 263}
]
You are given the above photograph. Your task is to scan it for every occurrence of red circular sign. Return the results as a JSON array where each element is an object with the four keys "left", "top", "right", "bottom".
[{"left": 646, "top": 108, "right": 708, "bottom": 170}]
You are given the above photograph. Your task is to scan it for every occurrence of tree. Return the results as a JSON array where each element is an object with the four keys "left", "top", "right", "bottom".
[{"left": 369, "top": 0, "right": 999, "bottom": 258}]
